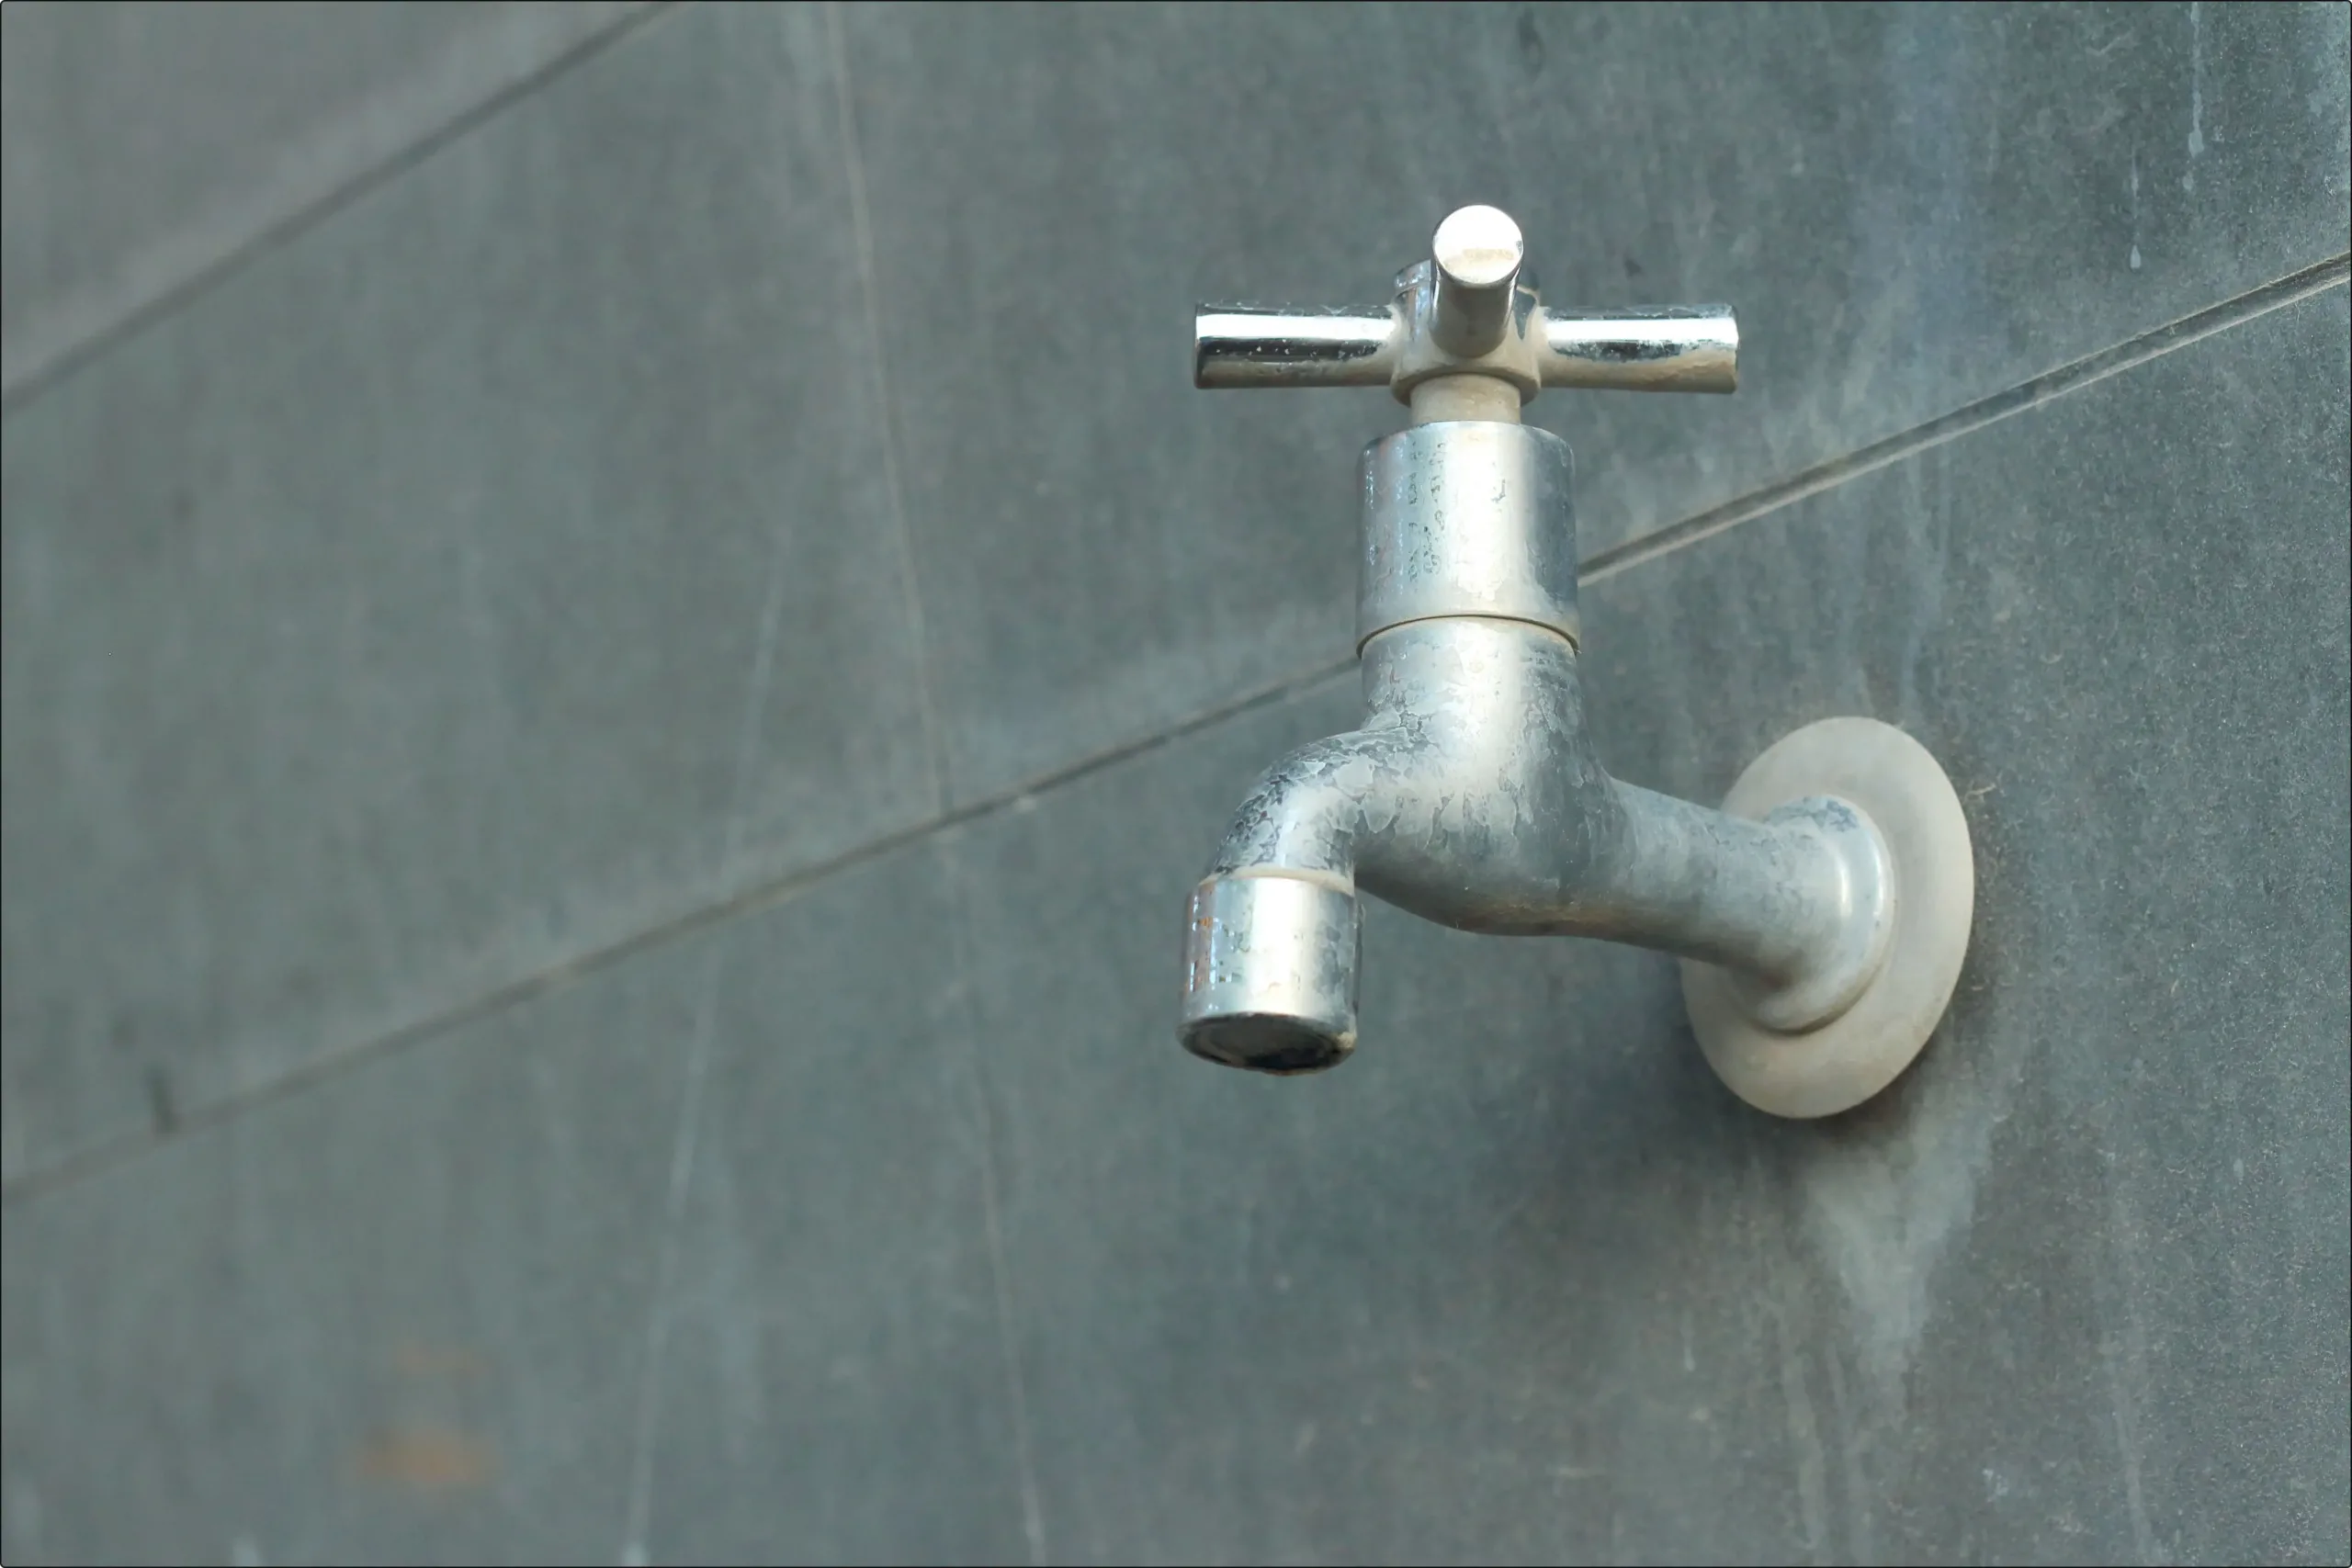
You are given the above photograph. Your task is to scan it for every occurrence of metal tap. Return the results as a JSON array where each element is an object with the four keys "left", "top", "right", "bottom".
[{"left": 1179, "top": 207, "right": 1975, "bottom": 1119}]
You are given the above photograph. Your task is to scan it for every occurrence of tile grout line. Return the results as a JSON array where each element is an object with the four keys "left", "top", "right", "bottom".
[
  {"left": 616, "top": 10, "right": 868, "bottom": 1557},
  {"left": 826, "top": 0, "right": 950, "bottom": 820},
  {"left": 0, "top": 3, "right": 679, "bottom": 415},
  {"left": 5, "top": 254, "right": 2342, "bottom": 1206},
  {"left": 1579, "top": 252, "right": 2351, "bottom": 585},
  {"left": 0, "top": 654, "right": 1354, "bottom": 1208},
  {"left": 829, "top": 6, "right": 1044, "bottom": 1560}
]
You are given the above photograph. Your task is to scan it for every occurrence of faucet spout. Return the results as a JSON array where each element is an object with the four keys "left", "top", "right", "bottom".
[{"left": 1181, "top": 615, "right": 1890, "bottom": 1074}]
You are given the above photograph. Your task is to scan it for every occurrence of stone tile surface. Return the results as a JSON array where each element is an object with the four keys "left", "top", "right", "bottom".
[
  {"left": 638, "top": 840, "right": 1031, "bottom": 1566},
  {"left": 1574, "top": 284, "right": 2351, "bottom": 1566},
  {"left": 945, "top": 286, "right": 2350, "bottom": 1563},
  {"left": 5, "top": 6, "right": 2346, "bottom": 1563},
  {"left": 2, "top": 834, "right": 1031, "bottom": 1567},
  {"left": 1, "top": 0, "right": 643, "bottom": 395},
  {"left": 0, "top": 911, "right": 692, "bottom": 1566},
  {"left": 844, "top": 0, "right": 2352, "bottom": 803},
  {"left": 1, "top": 5, "right": 939, "bottom": 1181}
]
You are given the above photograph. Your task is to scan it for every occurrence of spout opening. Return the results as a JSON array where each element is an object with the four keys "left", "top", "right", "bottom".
[{"left": 1181, "top": 1014, "right": 1354, "bottom": 1076}]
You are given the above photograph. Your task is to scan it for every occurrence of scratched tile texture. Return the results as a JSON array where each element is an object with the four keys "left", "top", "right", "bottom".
[
  {"left": 632, "top": 840, "right": 1032, "bottom": 1567},
  {"left": 0, "top": 840, "right": 1024, "bottom": 1567},
  {"left": 842, "top": 0, "right": 2351, "bottom": 806},
  {"left": 1, "top": 0, "right": 646, "bottom": 396},
  {"left": 1, "top": 4, "right": 939, "bottom": 1181},
  {"left": 1, "top": 1, "right": 2347, "bottom": 1563},
  {"left": 0, "top": 908, "right": 692, "bottom": 1566}
]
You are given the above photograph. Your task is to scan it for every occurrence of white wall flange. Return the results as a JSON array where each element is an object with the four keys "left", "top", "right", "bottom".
[{"left": 1683, "top": 716, "right": 1976, "bottom": 1118}]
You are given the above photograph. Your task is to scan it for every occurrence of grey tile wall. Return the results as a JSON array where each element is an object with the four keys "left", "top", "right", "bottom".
[
  {"left": 637, "top": 840, "right": 1030, "bottom": 1566},
  {"left": 2, "top": 1, "right": 644, "bottom": 396},
  {"left": 1571, "top": 285, "right": 2349, "bottom": 1566},
  {"left": 0, "top": 903, "right": 693, "bottom": 1566},
  {"left": 2, "top": 802, "right": 1028, "bottom": 1566},
  {"left": 1, "top": 4, "right": 939, "bottom": 1181},
  {"left": 4, "top": 4, "right": 2346, "bottom": 1562},
  {"left": 842, "top": 0, "right": 2351, "bottom": 805},
  {"left": 946, "top": 287, "right": 2348, "bottom": 1563}
]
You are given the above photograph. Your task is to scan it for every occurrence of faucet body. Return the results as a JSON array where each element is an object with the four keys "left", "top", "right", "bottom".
[
  {"left": 1179, "top": 206, "right": 1972, "bottom": 1115},
  {"left": 1181, "top": 424, "right": 1890, "bottom": 1075}
]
